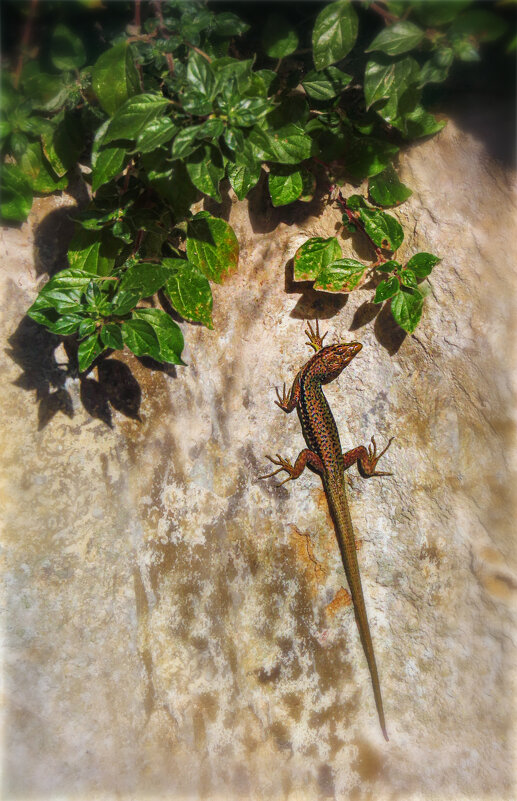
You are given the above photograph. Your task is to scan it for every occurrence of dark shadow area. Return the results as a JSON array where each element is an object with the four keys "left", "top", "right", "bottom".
[
  {"left": 373, "top": 300, "right": 407, "bottom": 356},
  {"left": 349, "top": 300, "right": 381, "bottom": 332},
  {"left": 6, "top": 315, "right": 73, "bottom": 431},
  {"left": 33, "top": 173, "right": 90, "bottom": 278},
  {"left": 202, "top": 179, "right": 234, "bottom": 222},
  {"left": 247, "top": 168, "right": 330, "bottom": 235},
  {"left": 6, "top": 310, "right": 146, "bottom": 429}
]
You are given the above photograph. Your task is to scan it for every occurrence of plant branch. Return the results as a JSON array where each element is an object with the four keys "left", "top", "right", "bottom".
[
  {"left": 333, "top": 188, "right": 387, "bottom": 264},
  {"left": 14, "top": 0, "right": 39, "bottom": 89}
]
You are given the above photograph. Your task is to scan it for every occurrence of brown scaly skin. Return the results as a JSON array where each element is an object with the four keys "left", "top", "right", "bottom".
[{"left": 261, "top": 321, "right": 393, "bottom": 742}]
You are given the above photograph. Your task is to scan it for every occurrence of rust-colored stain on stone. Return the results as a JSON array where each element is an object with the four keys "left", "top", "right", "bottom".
[
  {"left": 325, "top": 586, "right": 352, "bottom": 617},
  {"left": 289, "top": 524, "right": 327, "bottom": 590}
]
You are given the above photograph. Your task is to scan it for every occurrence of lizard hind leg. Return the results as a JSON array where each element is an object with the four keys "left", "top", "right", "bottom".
[
  {"left": 259, "top": 449, "right": 324, "bottom": 484},
  {"left": 305, "top": 319, "right": 327, "bottom": 352}
]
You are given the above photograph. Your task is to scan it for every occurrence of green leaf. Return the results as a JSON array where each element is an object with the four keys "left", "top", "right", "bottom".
[
  {"left": 396, "top": 106, "right": 446, "bottom": 138},
  {"left": 419, "top": 48, "right": 453, "bottom": 85},
  {"left": 374, "top": 276, "right": 400, "bottom": 303},
  {"left": 0, "top": 163, "right": 33, "bottom": 222},
  {"left": 368, "top": 165, "right": 412, "bottom": 206},
  {"left": 119, "top": 262, "right": 171, "bottom": 296},
  {"left": 364, "top": 55, "right": 420, "bottom": 113},
  {"left": 48, "top": 314, "right": 84, "bottom": 335},
  {"left": 104, "top": 93, "right": 170, "bottom": 143},
  {"left": 41, "top": 113, "right": 84, "bottom": 177},
  {"left": 268, "top": 165, "right": 304, "bottom": 206},
  {"left": 78, "top": 333, "right": 104, "bottom": 372},
  {"left": 186, "top": 51, "right": 215, "bottom": 99},
  {"left": 248, "top": 123, "right": 312, "bottom": 164},
  {"left": 302, "top": 66, "right": 352, "bottom": 100},
  {"left": 262, "top": 13, "right": 299, "bottom": 58},
  {"left": 171, "top": 124, "right": 204, "bottom": 159},
  {"left": 345, "top": 137, "right": 399, "bottom": 181},
  {"left": 359, "top": 206, "right": 404, "bottom": 250},
  {"left": 68, "top": 228, "right": 121, "bottom": 276},
  {"left": 406, "top": 252, "right": 440, "bottom": 278},
  {"left": 449, "top": 10, "right": 507, "bottom": 43},
  {"left": 136, "top": 117, "right": 177, "bottom": 153},
  {"left": 101, "top": 323, "right": 123, "bottom": 350},
  {"left": 293, "top": 237, "right": 342, "bottom": 281},
  {"left": 375, "top": 259, "right": 401, "bottom": 273},
  {"left": 121, "top": 318, "right": 161, "bottom": 360},
  {"left": 313, "top": 258, "right": 366, "bottom": 293},
  {"left": 18, "top": 142, "right": 68, "bottom": 193},
  {"left": 414, "top": 1, "right": 471, "bottom": 26},
  {"left": 163, "top": 258, "right": 213, "bottom": 328},
  {"left": 78, "top": 319, "right": 97, "bottom": 338},
  {"left": 212, "top": 58, "right": 254, "bottom": 95},
  {"left": 210, "top": 11, "right": 249, "bottom": 37},
  {"left": 20, "top": 64, "right": 67, "bottom": 111},
  {"left": 312, "top": 1, "right": 359, "bottom": 70},
  {"left": 51, "top": 24, "right": 86, "bottom": 71},
  {"left": 110, "top": 290, "right": 141, "bottom": 316},
  {"left": 367, "top": 21, "right": 424, "bottom": 56},
  {"left": 400, "top": 268, "right": 418, "bottom": 289},
  {"left": 390, "top": 288, "right": 423, "bottom": 333},
  {"left": 132, "top": 309, "right": 185, "bottom": 364},
  {"left": 185, "top": 145, "right": 225, "bottom": 201},
  {"left": 227, "top": 161, "right": 262, "bottom": 200},
  {"left": 92, "top": 42, "right": 140, "bottom": 115},
  {"left": 91, "top": 146, "right": 126, "bottom": 192},
  {"left": 186, "top": 211, "right": 239, "bottom": 283}
]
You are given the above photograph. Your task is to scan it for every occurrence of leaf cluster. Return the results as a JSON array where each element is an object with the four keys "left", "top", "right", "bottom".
[{"left": 1, "top": 0, "right": 510, "bottom": 370}]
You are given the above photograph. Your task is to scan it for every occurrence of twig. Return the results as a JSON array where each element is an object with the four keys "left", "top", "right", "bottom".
[
  {"left": 134, "top": 0, "right": 141, "bottom": 33},
  {"left": 370, "top": 2, "right": 399, "bottom": 24},
  {"left": 333, "top": 188, "right": 387, "bottom": 264},
  {"left": 185, "top": 41, "right": 212, "bottom": 63},
  {"left": 14, "top": 0, "right": 39, "bottom": 89}
]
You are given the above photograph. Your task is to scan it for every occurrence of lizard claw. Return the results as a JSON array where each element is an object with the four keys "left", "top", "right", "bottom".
[
  {"left": 275, "top": 383, "right": 290, "bottom": 410},
  {"left": 305, "top": 319, "right": 327, "bottom": 352},
  {"left": 366, "top": 435, "right": 394, "bottom": 476},
  {"left": 259, "top": 454, "right": 295, "bottom": 484}
]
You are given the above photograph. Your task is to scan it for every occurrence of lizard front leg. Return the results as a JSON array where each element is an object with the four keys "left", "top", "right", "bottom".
[
  {"left": 260, "top": 449, "right": 324, "bottom": 484},
  {"left": 274, "top": 371, "right": 301, "bottom": 413},
  {"left": 343, "top": 436, "right": 394, "bottom": 478}
]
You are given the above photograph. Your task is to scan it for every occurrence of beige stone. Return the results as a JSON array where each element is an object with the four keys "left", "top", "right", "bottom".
[{"left": 1, "top": 113, "right": 515, "bottom": 800}]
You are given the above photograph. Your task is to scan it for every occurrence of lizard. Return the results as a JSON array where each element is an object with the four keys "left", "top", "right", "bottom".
[{"left": 260, "top": 320, "right": 393, "bottom": 741}]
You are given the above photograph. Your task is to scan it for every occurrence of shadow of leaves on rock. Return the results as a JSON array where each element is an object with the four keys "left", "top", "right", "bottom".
[
  {"left": 6, "top": 315, "right": 74, "bottom": 430},
  {"left": 6, "top": 312, "right": 145, "bottom": 429}
]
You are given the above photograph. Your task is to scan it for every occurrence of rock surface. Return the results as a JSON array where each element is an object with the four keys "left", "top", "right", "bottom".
[{"left": 1, "top": 113, "right": 516, "bottom": 800}]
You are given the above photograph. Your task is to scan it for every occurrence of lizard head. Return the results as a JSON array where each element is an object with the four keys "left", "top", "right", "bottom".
[{"left": 312, "top": 341, "right": 362, "bottom": 383}]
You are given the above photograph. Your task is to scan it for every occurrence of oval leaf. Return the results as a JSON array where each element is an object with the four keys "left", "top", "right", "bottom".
[
  {"left": 405, "top": 252, "right": 440, "bottom": 278},
  {"left": 312, "top": 1, "right": 358, "bottom": 70},
  {"left": 374, "top": 276, "right": 400, "bottom": 303},
  {"left": 262, "top": 14, "right": 299, "bottom": 58},
  {"left": 186, "top": 212, "right": 239, "bottom": 283},
  {"left": 92, "top": 42, "right": 140, "bottom": 116},
  {"left": 104, "top": 94, "right": 170, "bottom": 143},
  {"left": 368, "top": 164, "right": 412, "bottom": 206},
  {"left": 367, "top": 21, "right": 425, "bottom": 56},
  {"left": 78, "top": 332, "right": 104, "bottom": 373},
  {"left": 313, "top": 258, "right": 366, "bottom": 293},
  {"left": 163, "top": 258, "right": 213, "bottom": 329},
  {"left": 132, "top": 308, "right": 185, "bottom": 365},
  {"left": 294, "top": 237, "right": 342, "bottom": 281},
  {"left": 268, "top": 166, "right": 304, "bottom": 207},
  {"left": 51, "top": 24, "right": 86, "bottom": 71},
  {"left": 121, "top": 318, "right": 161, "bottom": 359},
  {"left": 390, "top": 288, "right": 424, "bottom": 333}
]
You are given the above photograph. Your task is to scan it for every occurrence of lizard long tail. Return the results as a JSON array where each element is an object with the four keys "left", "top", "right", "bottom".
[{"left": 324, "top": 473, "right": 389, "bottom": 742}]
